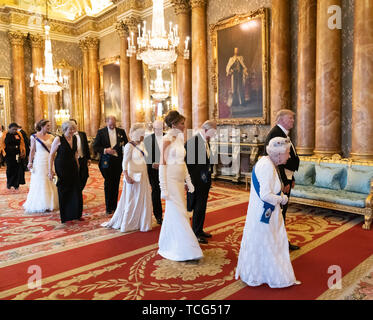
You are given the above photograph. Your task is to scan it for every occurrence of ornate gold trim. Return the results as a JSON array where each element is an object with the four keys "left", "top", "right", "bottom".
[
  {"left": 0, "top": 77, "right": 11, "bottom": 128},
  {"left": 209, "top": 8, "right": 270, "bottom": 125}
]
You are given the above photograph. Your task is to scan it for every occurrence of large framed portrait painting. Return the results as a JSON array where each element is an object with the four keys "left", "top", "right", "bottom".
[{"left": 210, "top": 8, "right": 269, "bottom": 125}]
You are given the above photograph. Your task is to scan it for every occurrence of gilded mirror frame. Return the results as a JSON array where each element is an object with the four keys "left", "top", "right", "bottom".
[
  {"left": 210, "top": 7, "right": 270, "bottom": 125},
  {"left": 0, "top": 77, "right": 11, "bottom": 129}
]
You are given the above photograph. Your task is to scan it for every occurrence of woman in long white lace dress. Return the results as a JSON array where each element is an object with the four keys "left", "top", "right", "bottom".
[
  {"left": 235, "top": 137, "right": 301, "bottom": 288},
  {"left": 23, "top": 119, "right": 59, "bottom": 214},
  {"left": 158, "top": 110, "right": 203, "bottom": 261},
  {"left": 101, "top": 123, "right": 152, "bottom": 233}
]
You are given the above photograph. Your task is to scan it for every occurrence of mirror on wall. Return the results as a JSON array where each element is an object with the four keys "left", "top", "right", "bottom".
[{"left": 0, "top": 78, "right": 11, "bottom": 130}]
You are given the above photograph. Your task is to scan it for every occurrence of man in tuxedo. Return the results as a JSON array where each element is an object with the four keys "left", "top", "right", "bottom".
[
  {"left": 70, "top": 119, "right": 91, "bottom": 191},
  {"left": 144, "top": 120, "right": 164, "bottom": 225},
  {"left": 265, "top": 109, "right": 300, "bottom": 251},
  {"left": 93, "top": 116, "right": 128, "bottom": 215},
  {"left": 185, "top": 120, "right": 217, "bottom": 244}
]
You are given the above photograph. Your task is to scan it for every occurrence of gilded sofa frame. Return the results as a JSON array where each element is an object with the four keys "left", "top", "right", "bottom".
[{"left": 290, "top": 155, "right": 373, "bottom": 230}]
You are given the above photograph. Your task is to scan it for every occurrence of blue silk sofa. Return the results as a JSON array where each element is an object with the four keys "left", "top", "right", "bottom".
[{"left": 291, "top": 155, "right": 373, "bottom": 230}]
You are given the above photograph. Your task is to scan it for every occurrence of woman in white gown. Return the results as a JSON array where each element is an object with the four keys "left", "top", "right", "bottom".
[
  {"left": 235, "top": 137, "right": 301, "bottom": 288},
  {"left": 23, "top": 119, "right": 59, "bottom": 213},
  {"left": 158, "top": 110, "right": 203, "bottom": 261},
  {"left": 101, "top": 123, "right": 152, "bottom": 233}
]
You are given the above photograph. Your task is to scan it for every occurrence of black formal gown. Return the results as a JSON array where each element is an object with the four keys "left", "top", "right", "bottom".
[
  {"left": 4, "top": 132, "right": 25, "bottom": 189},
  {"left": 54, "top": 135, "right": 83, "bottom": 223}
]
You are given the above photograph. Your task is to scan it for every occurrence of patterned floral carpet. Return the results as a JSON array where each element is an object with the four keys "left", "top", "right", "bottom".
[{"left": 0, "top": 166, "right": 372, "bottom": 300}]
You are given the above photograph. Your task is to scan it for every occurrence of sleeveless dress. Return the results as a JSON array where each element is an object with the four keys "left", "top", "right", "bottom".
[
  {"left": 54, "top": 135, "right": 83, "bottom": 223},
  {"left": 157, "top": 132, "right": 203, "bottom": 261},
  {"left": 101, "top": 142, "right": 153, "bottom": 232},
  {"left": 23, "top": 135, "right": 59, "bottom": 213}
]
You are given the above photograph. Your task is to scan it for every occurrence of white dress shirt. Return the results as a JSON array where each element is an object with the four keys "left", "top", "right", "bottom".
[{"left": 74, "top": 132, "right": 84, "bottom": 158}]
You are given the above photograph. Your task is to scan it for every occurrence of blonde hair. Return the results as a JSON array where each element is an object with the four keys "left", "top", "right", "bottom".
[{"left": 275, "top": 109, "right": 295, "bottom": 123}]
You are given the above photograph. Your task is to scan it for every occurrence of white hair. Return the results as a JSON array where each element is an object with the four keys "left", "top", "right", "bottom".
[
  {"left": 61, "top": 120, "right": 77, "bottom": 133},
  {"left": 153, "top": 119, "right": 164, "bottom": 129},
  {"left": 266, "top": 137, "right": 291, "bottom": 157},
  {"left": 129, "top": 123, "right": 145, "bottom": 141},
  {"left": 201, "top": 120, "right": 217, "bottom": 131}
]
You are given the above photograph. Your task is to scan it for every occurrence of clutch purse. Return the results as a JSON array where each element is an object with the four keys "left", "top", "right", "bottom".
[{"left": 101, "top": 154, "right": 110, "bottom": 169}]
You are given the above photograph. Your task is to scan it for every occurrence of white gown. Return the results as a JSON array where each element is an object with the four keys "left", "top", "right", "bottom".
[
  {"left": 23, "top": 135, "right": 59, "bottom": 213},
  {"left": 235, "top": 156, "right": 297, "bottom": 288},
  {"left": 157, "top": 131, "right": 203, "bottom": 261},
  {"left": 101, "top": 142, "right": 152, "bottom": 233}
]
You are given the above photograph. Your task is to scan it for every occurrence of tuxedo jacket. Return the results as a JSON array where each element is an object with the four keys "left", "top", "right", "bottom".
[
  {"left": 144, "top": 133, "right": 163, "bottom": 166},
  {"left": 77, "top": 131, "right": 91, "bottom": 160},
  {"left": 264, "top": 125, "right": 300, "bottom": 184},
  {"left": 93, "top": 127, "right": 128, "bottom": 166},
  {"left": 185, "top": 133, "right": 213, "bottom": 189}
]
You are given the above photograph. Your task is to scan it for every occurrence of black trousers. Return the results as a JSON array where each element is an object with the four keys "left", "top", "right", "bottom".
[
  {"left": 147, "top": 166, "right": 163, "bottom": 220},
  {"left": 5, "top": 157, "right": 24, "bottom": 189},
  {"left": 281, "top": 182, "right": 293, "bottom": 223},
  {"left": 191, "top": 183, "right": 211, "bottom": 237},
  {"left": 99, "top": 157, "right": 122, "bottom": 213},
  {"left": 78, "top": 157, "right": 89, "bottom": 191}
]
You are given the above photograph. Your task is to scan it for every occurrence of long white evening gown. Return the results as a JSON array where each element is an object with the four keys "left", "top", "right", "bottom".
[
  {"left": 235, "top": 156, "right": 297, "bottom": 288},
  {"left": 101, "top": 142, "right": 152, "bottom": 233},
  {"left": 157, "top": 131, "right": 203, "bottom": 261},
  {"left": 23, "top": 135, "right": 59, "bottom": 213}
]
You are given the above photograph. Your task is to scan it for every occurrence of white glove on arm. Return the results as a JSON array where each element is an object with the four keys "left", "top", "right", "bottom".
[
  {"left": 280, "top": 194, "right": 288, "bottom": 205},
  {"left": 159, "top": 164, "right": 169, "bottom": 200},
  {"left": 184, "top": 164, "right": 195, "bottom": 193}
]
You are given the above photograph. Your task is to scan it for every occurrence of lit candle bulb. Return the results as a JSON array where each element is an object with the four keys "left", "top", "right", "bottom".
[
  {"left": 185, "top": 36, "right": 189, "bottom": 50},
  {"left": 138, "top": 24, "right": 141, "bottom": 37},
  {"left": 127, "top": 36, "right": 130, "bottom": 48},
  {"left": 131, "top": 32, "right": 134, "bottom": 45}
]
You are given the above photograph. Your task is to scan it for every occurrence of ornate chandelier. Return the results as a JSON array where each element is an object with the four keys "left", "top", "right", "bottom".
[
  {"left": 30, "top": 1, "right": 69, "bottom": 94},
  {"left": 54, "top": 109, "right": 70, "bottom": 127},
  {"left": 126, "top": 0, "right": 190, "bottom": 70},
  {"left": 150, "top": 69, "right": 170, "bottom": 100}
]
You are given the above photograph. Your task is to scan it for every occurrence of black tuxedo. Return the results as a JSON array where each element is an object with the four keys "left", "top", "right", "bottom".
[
  {"left": 144, "top": 133, "right": 163, "bottom": 221},
  {"left": 265, "top": 124, "right": 300, "bottom": 221},
  {"left": 93, "top": 127, "right": 128, "bottom": 213},
  {"left": 185, "top": 133, "right": 213, "bottom": 237},
  {"left": 76, "top": 131, "right": 91, "bottom": 191}
]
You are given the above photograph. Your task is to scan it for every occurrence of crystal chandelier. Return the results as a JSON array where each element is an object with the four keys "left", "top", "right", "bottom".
[
  {"left": 126, "top": 0, "right": 190, "bottom": 70},
  {"left": 54, "top": 109, "right": 70, "bottom": 127},
  {"left": 30, "top": 1, "right": 69, "bottom": 94},
  {"left": 150, "top": 69, "right": 170, "bottom": 100}
]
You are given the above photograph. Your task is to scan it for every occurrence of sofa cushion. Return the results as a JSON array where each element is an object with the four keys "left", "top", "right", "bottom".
[
  {"left": 344, "top": 168, "right": 373, "bottom": 195},
  {"left": 314, "top": 166, "right": 344, "bottom": 190},
  {"left": 292, "top": 185, "right": 367, "bottom": 208},
  {"left": 294, "top": 163, "right": 315, "bottom": 186}
]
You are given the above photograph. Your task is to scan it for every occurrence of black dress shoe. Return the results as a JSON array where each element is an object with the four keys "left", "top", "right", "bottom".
[
  {"left": 197, "top": 237, "right": 208, "bottom": 244},
  {"left": 289, "top": 243, "right": 300, "bottom": 251},
  {"left": 106, "top": 211, "right": 114, "bottom": 215},
  {"left": 200, "top": 232, "right": 212, "bottom": 238}
]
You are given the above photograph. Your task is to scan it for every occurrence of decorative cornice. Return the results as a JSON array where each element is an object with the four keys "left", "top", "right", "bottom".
[
  {"left": 8, "top": 30, "right": 25, "bottom": 46},
  {"left": 170, "top": 0, "right": 191, "bottom": 15},
  {"left": 190, "top": 0, "right": 207, "bottom": 9},
  {"left": 122, "top": 15, "right": 142, "bottom": 33},
  {"left": 29, "top": 33, "right": 44, "bottom": 48}
]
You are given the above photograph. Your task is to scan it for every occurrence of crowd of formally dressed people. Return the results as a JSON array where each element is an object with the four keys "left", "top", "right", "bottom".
[{"left": 0, "top": 108, "right": 303, "bottom": 288}]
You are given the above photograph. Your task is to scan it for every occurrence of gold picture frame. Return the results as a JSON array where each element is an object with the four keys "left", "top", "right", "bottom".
[
  {"left": 210, "top": 7, "right": 270, "bottom": 125},
  {"left": 0, "top": 77, "right": 11, "bottom": 129}
]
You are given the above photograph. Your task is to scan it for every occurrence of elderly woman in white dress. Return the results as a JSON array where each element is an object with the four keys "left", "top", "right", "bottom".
[
  {"left": 101, "top": 123, "right": 152, "bottom": 233},
  {"left": 235, "top": 137, "right": 301, "bottom": 288}
]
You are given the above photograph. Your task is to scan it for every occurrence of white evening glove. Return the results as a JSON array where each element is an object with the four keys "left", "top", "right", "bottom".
[
  {"left": 159, "top": 164, "right": 169, "bottom": 200},
  {"left": 184, "top": 164, "right": 195, "bottom": 193},
  {"left": 280, "top": 194, "right": 288, "bottom": 205}
]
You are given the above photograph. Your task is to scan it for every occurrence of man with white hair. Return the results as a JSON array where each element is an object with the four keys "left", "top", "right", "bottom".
[
  {"left": 265, "top": 109, "right": 300, "bottom": 251},
  {"left": 185, "top": 120, "right": 217, "bottom": 244},
  {"left": 144, "top": 119, "right": 164, "bottom": 225}
]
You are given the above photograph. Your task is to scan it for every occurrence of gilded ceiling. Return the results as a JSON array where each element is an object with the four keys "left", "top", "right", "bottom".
[{"left": 0, "top": 0, "right": 116, "bottom": 21}]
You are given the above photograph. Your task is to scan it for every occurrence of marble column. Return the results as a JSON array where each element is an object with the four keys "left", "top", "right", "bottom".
[
  {"left": 350, "top": 0, "right": 373, "bottom": 160},
  {"left": 79, "top": 40, "right": 91, "bottom": 136},
  {"left": 8, "top": 31, "right": 27, "bottom": 131},
  {"left": 30, "top": 34, "right": 45, "bottom": 125},
  {"left": 116, "top": 21, "right": 131, "bottom": 134},
  {"left": 171, "top": 0, "right": 192, "bottom": 130},
  {"left": 191, "top": 0, "right": 208, "bottom": 129},
  {"left": 296, "top": 0, "right": 316, "bottom": 155},
  {"left": 270, "top": 0, "right": 291, "bottom": 126},
  {"left": 125, "top": 16, "right": 144, "bottom": 124},
  {"left": 314, "top": 0, "right": 342, "bottom": 157},
  {"left": 86, "top": 37, "right": 101, "bottom": 137}
]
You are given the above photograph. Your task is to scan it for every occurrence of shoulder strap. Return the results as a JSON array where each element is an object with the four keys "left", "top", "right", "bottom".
[{"left": 33, "top": 134, "right": 50, "bottom": 153}]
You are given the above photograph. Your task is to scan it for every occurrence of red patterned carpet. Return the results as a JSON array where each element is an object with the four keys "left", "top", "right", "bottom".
[{"left": 0, "top": 165, "right": 372, "bottom": 300}]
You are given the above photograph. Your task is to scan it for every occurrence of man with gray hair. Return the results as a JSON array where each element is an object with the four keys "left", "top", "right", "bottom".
[
  {"left": 185, "top": 120, "right": 217, "bottom": 244},
  {"left": 144, "top": 119, "right": 164, "bottom": 225},
  {"left": 265, "top": 109, "right": 300, "bottom": 251}
]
